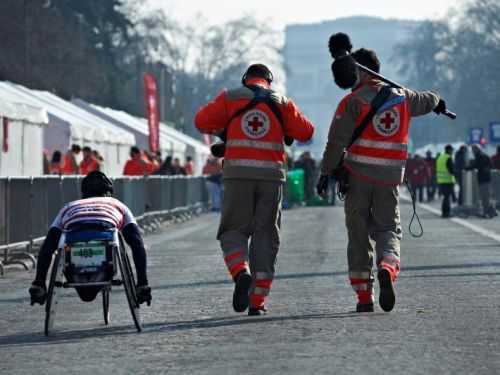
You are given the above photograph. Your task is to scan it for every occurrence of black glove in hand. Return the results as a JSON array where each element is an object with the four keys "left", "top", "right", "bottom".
[
  {"left": 210, "top": 142, "right": 226, "bottom": 158},
  {"left": 284, "top": 136, "right": 294, "bottom": 146},
  {"left": 433, "top": 99, "right": 447, "bottom": 115},
  {"left": 316, "top": 175, "right": 329, "bottom": 197}
]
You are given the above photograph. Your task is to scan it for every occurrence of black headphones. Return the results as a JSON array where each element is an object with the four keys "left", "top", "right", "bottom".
[{"left": 241, "top": 64, "right": 273, "bottom": 86}]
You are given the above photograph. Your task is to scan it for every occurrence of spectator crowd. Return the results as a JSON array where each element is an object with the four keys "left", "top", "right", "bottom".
[
  {"left": 43, "top": 144, "right": 197, "bottom": 177},
  {"left": 43, "top": 142, "right": 500, "bottom": 219},
  {"left": 406, "top": 144, "right": 500, "bottom": 219}
]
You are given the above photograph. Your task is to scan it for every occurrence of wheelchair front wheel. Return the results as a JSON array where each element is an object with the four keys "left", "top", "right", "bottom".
[
  {"left": 45, "top": 249, "right": 62, "bottom": 336},
  {"left": 102, "top": 287, "right": 110, "bottom": 325},
  {"left": 117, "top": 237, "right": 142, "bottom": 332}
]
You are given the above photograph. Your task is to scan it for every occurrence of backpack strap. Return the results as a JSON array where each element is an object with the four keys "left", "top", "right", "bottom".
[
  {"left": 218, "top": 85, "right": 287, "bottom": 143},
  {"left": 226, "top": 85, "right": 285, "bottom": 128}
]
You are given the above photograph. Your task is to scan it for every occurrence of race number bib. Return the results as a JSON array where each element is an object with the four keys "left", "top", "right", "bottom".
[{"left": 70, "top": 241, "right": 106, "bottom": 268}]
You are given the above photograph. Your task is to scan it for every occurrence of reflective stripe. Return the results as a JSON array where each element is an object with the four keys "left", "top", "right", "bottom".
[
  {"left": 253, "top": 287, "right": 270, "bottom": 296},
  {"left": 224, "top": 249, "right": 244, "bottom": 259},
  {"left": 352, "top": 284, "right": 373, "bottom": 292},
  {"left": 226, "top": 139, "right": 284, "bottom": 151},
  {"left": 353, "top": 139, "right": 408, "bottom": 151},
  {"left": 345, "top": 153, "right": 406, "bottom": 168},
  {"left": 250, "top": 294, "right": 266, "bottom": 309},
  {"left": 349, "top": 271, "right": 372, "bottom": 279},
  {"left": 228, "top": 262, "right": 249, "bottom": 278},
  {"left": 226, "top": 257, "right": 245, "bottom": 269},
  {"left": 224, "top": 159, "right": 283, "bottom": 170},
  {"left": 255, "top": 272, "right": 274, "bottom": 280}
]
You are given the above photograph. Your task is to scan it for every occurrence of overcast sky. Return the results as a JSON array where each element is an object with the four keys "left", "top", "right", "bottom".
[{"left": 149, "top": 0, "right": 461, "bottom": 27}]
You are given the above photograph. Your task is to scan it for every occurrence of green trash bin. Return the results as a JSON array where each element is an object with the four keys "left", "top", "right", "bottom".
[{"left": 287, "top": 169, "right": 305, "bottom": 204}]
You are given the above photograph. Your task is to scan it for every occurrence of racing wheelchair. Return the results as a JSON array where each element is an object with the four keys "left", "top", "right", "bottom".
[{"left": 44, "top": 221, "right": 142, "bottom": 336}]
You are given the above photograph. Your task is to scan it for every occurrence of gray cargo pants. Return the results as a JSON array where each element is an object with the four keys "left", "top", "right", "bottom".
[
  {"left": 344, "top": 174, "right": 402, "bottom": 300},
  {"left": 217, "top": 179, "right": 282, "bottom": 308}
]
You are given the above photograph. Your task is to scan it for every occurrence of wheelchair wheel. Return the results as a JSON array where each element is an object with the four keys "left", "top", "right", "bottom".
[
  {"left": 117, "top": 236, "right": 142, "bottom": 332},
  {"left": 102, "top": 287, "right": 110, "bottom": 325},
  {"left": 44, "top": 249, "right": 62, "bottom": 336}
]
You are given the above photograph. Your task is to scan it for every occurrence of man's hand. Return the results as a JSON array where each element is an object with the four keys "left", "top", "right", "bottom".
[
  {"left": 316, "top": 175, "right": 329, "bottom": 198},
  {"left": 433, "top": 99, "right": 447, "bottom": 115},
  {"left": 284, "top": 136, "right": 294, "bottom": 146}
]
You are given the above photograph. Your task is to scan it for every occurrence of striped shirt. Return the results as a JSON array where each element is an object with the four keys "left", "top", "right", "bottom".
[{"left": 51, "top": 197, "right": 136, "bottom": 230}]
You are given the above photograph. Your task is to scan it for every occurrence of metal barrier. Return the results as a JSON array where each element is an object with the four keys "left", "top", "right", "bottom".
[
  {"left": 0, "top": 176, "right": 209, "bottom": 274},
  {"left": 456, "top": 170, "right": 500, "bottom": 216}
]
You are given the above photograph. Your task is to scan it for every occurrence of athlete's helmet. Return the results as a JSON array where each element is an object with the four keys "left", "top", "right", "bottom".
[{"left": 81, "top": 171, "right": 114, "bottom": 198}]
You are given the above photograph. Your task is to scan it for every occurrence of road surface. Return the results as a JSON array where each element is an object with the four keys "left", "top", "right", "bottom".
[{"left": 0, "top": 202, "right": 499, "bottom": 374}]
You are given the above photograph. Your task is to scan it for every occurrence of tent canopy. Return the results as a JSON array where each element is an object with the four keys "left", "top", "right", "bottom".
[
  {"left": 0, "top": 100, "right": 49, "bottom": 125},
  {"left": 0, "top": 82, "right": 134, "bottom": 145},
  {"left": 77, "top": 100, "right": 211, "bottom": 157},
  {"left": 89, "top": 104, "right": 185, "bottom": 153}
]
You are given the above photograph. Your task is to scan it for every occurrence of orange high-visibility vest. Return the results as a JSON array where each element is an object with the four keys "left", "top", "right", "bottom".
[{"left": 344, "top": 89, "right": 411, "bottom": 184}]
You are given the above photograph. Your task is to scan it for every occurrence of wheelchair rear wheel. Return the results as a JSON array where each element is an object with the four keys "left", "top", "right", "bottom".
[
  {"left": 45, "top": 249, "right": 62, "bottom": 336},
  {"left": 102, "top": 287, "right": 110, "bottom": 325},
  {"left": 117, "top": 236, "right": 142, "bottom": 332}
]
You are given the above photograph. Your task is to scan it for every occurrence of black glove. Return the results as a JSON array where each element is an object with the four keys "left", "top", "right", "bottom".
[
  {"left": 316, "top": 175, "right": 329, "bottom": 197},
  {"left": 433, "top": 99, "right": 447, "bottom": 115},
  {"left": 284, "top": 136, "right": 294, "bottom": 146},
  {"left": 210, "top": 142, "right": 226, "bottom": 158}
]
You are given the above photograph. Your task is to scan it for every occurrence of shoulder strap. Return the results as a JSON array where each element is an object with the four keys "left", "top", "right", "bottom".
[
  {"left": 227, "top": 85, "right": 285, "bottom": 128},
  {"left": 217, "top": 86, "right": 286, "bottom": 143},
  {"left": 348, "top": 86, "right": 392, "bottom": 148}
]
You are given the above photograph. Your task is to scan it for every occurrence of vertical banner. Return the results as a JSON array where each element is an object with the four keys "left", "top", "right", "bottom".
[
  {"left": 2, "top": 117, "right": 8, "bottom": 153},
  {"left": 143, "top": 73, "right": 160, "bottom": 153}
]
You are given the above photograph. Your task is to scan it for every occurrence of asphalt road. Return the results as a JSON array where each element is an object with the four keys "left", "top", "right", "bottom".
[{"left": 0, "top": 202, "right": 499, "bottom": 375}]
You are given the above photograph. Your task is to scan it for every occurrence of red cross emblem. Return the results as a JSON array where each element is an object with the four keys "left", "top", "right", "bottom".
[
  {"left": 241, "top": 110, "right": 270, "bottom": 139},
  {"left": 248, "top": 116, "right": 264, "bottom": 132},
  {"left": 380, "top": 112, "right": 395, "bottom": 130},
  {"left": 374, "top": 109, "right": 400, "bottom": 137}
]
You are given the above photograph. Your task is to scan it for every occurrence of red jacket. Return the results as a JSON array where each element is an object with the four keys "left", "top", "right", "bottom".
[
  {"left": 123, "top": 158, "right": 148, "bottom": 176},
  {"left": 195, "top": 78, "right": 314, "bottom": 181},
  {"left": 407, "top": 158, "right": 429, "bottom": 186},
  {"left": 80, "top": 157, "right": 99, "bottom": 175},
  {"left": 62, "top": 152, "right": 78, "bottom": 175}
]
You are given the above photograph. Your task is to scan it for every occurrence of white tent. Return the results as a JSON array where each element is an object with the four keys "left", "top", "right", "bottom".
[
  {"left": 0, "top": 82, "right": 135, "bottom": 176},
  {"left": 0, "top": 100, "right": 48, "bottom": 176},
  {"left": 73, "top": 99, "right": 210, "bottom": 175}
]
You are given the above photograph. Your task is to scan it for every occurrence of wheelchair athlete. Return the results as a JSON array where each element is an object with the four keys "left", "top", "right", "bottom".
[{"left": 29, "top": 171, "right": 152, "bottom": 306}]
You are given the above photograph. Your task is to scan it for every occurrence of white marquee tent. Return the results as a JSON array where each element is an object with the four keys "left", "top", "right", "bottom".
[
  {"left": 0, "top": 82, "right": 135, "bottom": 176},
  {"left": 0, "top": 100, "right": 49, "bottom": 176},
  {"left": 73, "top": 99, "right": 210, "bottom": 175}
]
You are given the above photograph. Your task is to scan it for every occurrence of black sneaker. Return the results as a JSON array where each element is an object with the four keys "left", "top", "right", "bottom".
[
  {"left": 356, "top": 302, "right": 374, "bottom": 313},
  {"left": 136, "top": 285, "right": 152, "bottom": 306},
  {"left": 248, "top": 307, "right": 267, "bottom": 316},
  {"left": 232, "top": 271, "right": 252, "bottom": 313},
  {"left": 29, "top": 283, "right": 47, "bottom": 306},
  {"left": 378, "top": 269, "right": 396, "bottom": 312}
]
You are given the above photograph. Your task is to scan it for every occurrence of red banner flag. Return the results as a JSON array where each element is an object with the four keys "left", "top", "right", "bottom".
[
  {"left": 2, "top": 117, "right": 8, "bottom": 153},
  {"left": 143, "top": 73, "right": 160, "bottom": 153}
]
